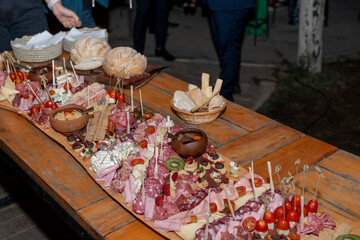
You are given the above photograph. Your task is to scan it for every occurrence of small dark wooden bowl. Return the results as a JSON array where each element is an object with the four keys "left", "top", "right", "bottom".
[
  {"left": 171, "top": 128, "right": 208, "bottom": 158},
  {"left": 49, "top": 104, "right": 88, "bottom": 136}
]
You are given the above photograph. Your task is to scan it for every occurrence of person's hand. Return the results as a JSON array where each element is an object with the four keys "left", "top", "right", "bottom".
[{"left": 51, "top": 2, "right": 82, "bottom": 28}]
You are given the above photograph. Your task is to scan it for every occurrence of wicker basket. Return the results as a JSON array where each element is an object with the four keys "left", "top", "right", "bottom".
[
  {"left": 10, "top": 35, "right": 62, "bottom": 62},
  {"left": 171, "top": 97, "right": 226, "bottom": 124},
  {"left": 63, "top": 27, "right": 108, "bottom": 52}
]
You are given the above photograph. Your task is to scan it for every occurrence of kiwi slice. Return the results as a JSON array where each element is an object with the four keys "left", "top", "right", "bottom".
[
  {"left": 336, "top": 234, "right": 360, "bottom": 240},
  {"left": 165, "top": 158, "right": 185, "bottom": 171}
]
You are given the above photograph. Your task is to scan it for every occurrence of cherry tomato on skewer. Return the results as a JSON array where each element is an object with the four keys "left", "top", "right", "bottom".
[
  {"left": 17, "top": 71, "right": 24, "bottom": 80},
  {"left": 51, "top": 103, "right": 59, "bottom": 110},
  {"left": 307, "top": 199, "right": 318, "bottom": 213},
  {"left": 10, "top": 73, "right": 17, "bottom": 82},
  {"left": 242, "top": 216, "right": 256, "bottom": 232}
]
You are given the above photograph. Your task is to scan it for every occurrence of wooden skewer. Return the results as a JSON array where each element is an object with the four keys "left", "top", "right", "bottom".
[
  {"left": 222, "top": 186, "right": 236, "bottom": 220},
  {"left": 314, "top": 166, "right": 325, "bottom": 199},
  {"left": 167, "top": 116, "right": 171, "bottom": 132},
  {"left": 70, "top": 61, "right": 80, "bottom": 85},
  {"left": 126, "top": 112, "right": 130, "bottom": 134},
  {"left": 249, "top": 167, "right": 258, "bottom": 201},
  {"left": 139, "top": 89, "right": 143, "bottom": 115},
  {"left": 300, "top": 196, "right": 305, "bottom": 230},
  {"left": 131, "top": 85, "right": 134, "bottom": 112},
  {"left": 63, "top": 58, "right": 70, "bottom": 96},
  {"left": 267, "top": 161, "right": 275, "bottom": 194},
  {"left": 302, "top": 165, "right": 309, "bottom": 197},
  {"left": 25, "top": 82, "right": 41, "bottom": 102},
  {"left": 52, "top": 60, "right": 55, "bottom": 86}
]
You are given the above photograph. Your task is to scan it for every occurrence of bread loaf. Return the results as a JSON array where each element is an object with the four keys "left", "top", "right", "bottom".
[
  {"left": 103, "top": 47, "right": 147, "bottom": 78},
  {"left": 70, "top": 38, "right": 111, "bottom": 69}
]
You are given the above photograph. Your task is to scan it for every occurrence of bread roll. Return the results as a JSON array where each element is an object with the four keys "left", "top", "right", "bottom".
[
  {"left": 103, "top": 47, "right": 147, "bottom": 78},
  {"left": 70, "top": 37, "right": 111, "bottom": 66}
]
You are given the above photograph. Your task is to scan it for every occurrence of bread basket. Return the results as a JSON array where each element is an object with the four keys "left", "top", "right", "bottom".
[
  {"left": 63, "top": 27, "right": 108, "bottom": 52},
  {"left": 171, "top": 97, "right": 226, "bottom": 124},
  {"left": 10, "top": 35, "right": 62, "bottom": 62}
]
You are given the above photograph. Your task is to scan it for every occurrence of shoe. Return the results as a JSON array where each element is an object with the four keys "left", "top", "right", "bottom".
[{"left": 155, "top": 48, "right": 175, "bottom": 61}]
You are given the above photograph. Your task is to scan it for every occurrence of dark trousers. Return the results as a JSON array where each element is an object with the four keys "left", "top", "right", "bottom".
[
  {"left": 0, "top": 0, "right": 48, "bottom": 52},
  {"left": 209, "top": 8, "right": 249, "bottom": 100},
  {"left": 133, "top": 0, "right": 169, "bottom": 53}
]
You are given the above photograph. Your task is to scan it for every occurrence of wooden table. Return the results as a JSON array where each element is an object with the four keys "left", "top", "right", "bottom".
[{"left": 0, "top": 72, "right": 359, "bottom": 239}]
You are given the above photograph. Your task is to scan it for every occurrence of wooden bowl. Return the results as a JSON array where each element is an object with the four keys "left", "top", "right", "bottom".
[
  {"left": 171, "top": 128, "right": 208, "bottom": 158},
  {"left": 49, "top": 104, "right": 89, "bottom": 135}
]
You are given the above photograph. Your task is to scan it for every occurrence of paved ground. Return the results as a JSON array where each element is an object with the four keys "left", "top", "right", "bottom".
[
  {"left": 104, "top": 0, "right": 360, "bottom": 110},
  {"left": 1, "top": 0, "right": 359, "bottom": 239}
]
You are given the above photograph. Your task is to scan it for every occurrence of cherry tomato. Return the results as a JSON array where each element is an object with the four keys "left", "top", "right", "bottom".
[
  {"left": 145, "top": 126, "right": 156, "bottom": 134},
  {"left": 288, "top": 232, "right": 301, "bottom": 240},
  {"left": 307, "top": 199, "right": 318, "bottom": 213},
  {"left": 255, "top": 219, "right": 268, "bottom": 233},
  {"left": 39, "top": 103, "right": 46, "bottom": 109},
  {"left": 284, "top": 200, "right": 294, "bottom": 214},
  {"left": 30, "top": 106, "right": 40, "bottom": 115},
  {"left": 236, "top": 186, "right": 246, "bottom": 197},
  {"left": 171, "top": 172, "right": 178, "bottom": 182},
  {"left": 190, "top": 216, "right": 197, "bottom": 223},
  {"left": 274, "top": 206, "right": 284, "bottom": 220},
  {"left": 143, "top": 112, "right": 153, "bottom": 120},
  {"left": 297, "top": 205, "right": 309, "bottom": 217},
  {"left": 10, "top": 73, "right": 16, "bottom": 82},
  {"left": 15, "top": 78, "right": 23, "bottom": 84},
  {"left": 45, "top": 100, "right": 53, "bottom": 108},
  {"left": 21, "top": 94, "right": 29, "bottom": 99},
  {"left": 51, "top": 103, "right": 59, "bottom": 110},
  {"left": 263, "top": 211, "right": 276, "bottom": 224},
  {"left": 117, "top": 93, "right": 125, "bottom": 103},
  {"left": 63, "top": 83, "right": 72, "bottom": 91},
  {"left": 291, "top": 195, "right": 301, "bottom": 209},
  {"left": 276, "top": 218, "right": 290, "bottom": 230},
  {"left": 17, "top": 71, "right": 24, "bottom": 80},
  {"left": 49, "top": 90, "right": 56, "bottom": 95},
  {"left": 138, "top": 139, "right": 148, "bottom": 149},
  {"left": 23, "top": 74, "right": 29, "bottom": 80},
  {"left": 108, "top": 89, "right": 117, "bottom": 99},
  {"left": 242, "top": 216, "right": 256, "bottom": 232},
  {"left": 252, "top": 177, "right": 263, "bottom": 187},
  {"left": 286, "top": 209, "right": 300, "bottom": 222},
  {"left": 224, "top": 200, "right": 235, "bottom": 213},
  {"left": 131, "top": 158, "right": 145, "bottom": 166},
  {"left": 210, "top": 202, "right": 217, "bottom": 214}
]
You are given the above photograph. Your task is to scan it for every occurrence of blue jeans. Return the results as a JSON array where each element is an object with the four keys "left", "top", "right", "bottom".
[
  {"left": 209, "top": 8, "right": 250, "bottom": 100},
  {"left": 0, "top": 0, "right": 48, "bottom": 52}
]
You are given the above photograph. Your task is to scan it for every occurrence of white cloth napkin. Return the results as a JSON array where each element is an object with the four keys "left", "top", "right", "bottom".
[
  {"left": 65, "top": 27, "right": 106, "bottom": 41},
  {"left": 13, "top": 31, "right": 65, "bottom": 49}
]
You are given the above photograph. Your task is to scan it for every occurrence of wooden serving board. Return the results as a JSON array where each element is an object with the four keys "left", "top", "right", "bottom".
[{"left": 0, "top": 100, "right": 248, "bottom": 240}]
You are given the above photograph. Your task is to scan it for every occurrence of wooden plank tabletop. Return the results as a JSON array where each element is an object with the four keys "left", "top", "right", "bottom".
[{"left": 0, "top": 71, "right": 359, "bottom": 239}]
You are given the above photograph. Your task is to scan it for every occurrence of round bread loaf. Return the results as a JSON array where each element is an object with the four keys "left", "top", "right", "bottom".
[
  {"left": 70, "top": 37, "right": 111, "bottom": 64},
  {"left": 103, "top": 47, "right": 147, "bottom": 78}
]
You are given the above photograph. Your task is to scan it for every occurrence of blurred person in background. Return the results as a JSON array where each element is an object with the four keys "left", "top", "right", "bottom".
[
  {"left": 61, "top": 0, "right": 109, "bottom": 28},
  {"left": 0, "top": 0, "right": 80, "bottom": 52},
  {"left": 207, "top": 0, "right": 254, "bottom": 101},
  {"left": 133, "top": 0, "right": 175, "bottom": 61}
]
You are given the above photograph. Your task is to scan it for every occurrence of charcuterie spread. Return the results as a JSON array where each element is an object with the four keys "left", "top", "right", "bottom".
[{"left": 0, "top": 48, "right": 357, "bottom": 240}]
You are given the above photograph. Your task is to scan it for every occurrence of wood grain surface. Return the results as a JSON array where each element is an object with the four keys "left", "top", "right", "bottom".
[{"left": 0, "top": 71, "right": 359, "bottom": 239}]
